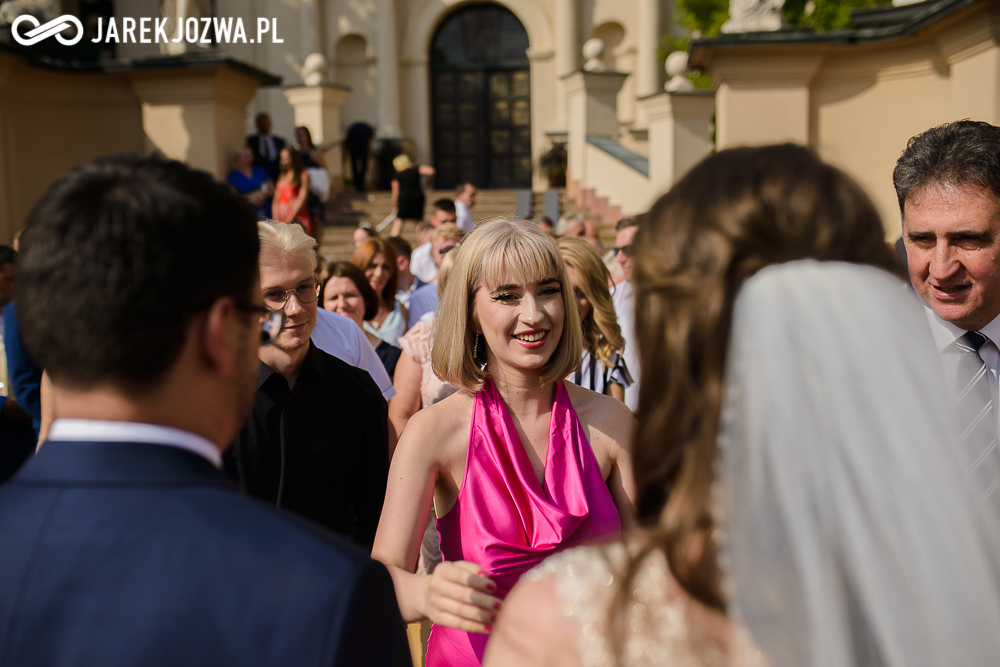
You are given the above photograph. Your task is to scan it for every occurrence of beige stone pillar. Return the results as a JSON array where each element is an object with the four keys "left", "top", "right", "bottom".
[
  {"left": 375, "top": 0, "right": 402, "bottom": 137},
  {"left": 554, "top": 0, "right": 580, "bottom": 129},
  {"left": 300, "top": 0, "right": 321, "bottom": 61},
  {"left": 283, "top": 84, "right": 351, "bottom": 191},
  {"left": 640, "top": 91, "right": 715, "bottom": 193},
  {"left": 709, "top": 53, "right": 823, "bottom": 149},
  {"left": 128, "top": 64, "right": 264, "bottom": 179},
  {"left": 563, "top": 70, "right": 628, "bottom": 196}
]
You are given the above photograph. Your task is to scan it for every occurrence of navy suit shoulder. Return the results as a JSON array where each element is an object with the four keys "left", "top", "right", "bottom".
[{"left": 0, "top": 441, "right": 409, "bottom": 667}]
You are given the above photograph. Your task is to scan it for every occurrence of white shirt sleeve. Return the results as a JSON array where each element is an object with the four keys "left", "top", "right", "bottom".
[
  {"left": 312, "top": 309, "right": 396, "bottom": 401},
  {"left": 410, "top": 243, "right": 438, "bottom": 284},
  {"left": 455, "top": 201, "right": 474, "bottom": 233}
]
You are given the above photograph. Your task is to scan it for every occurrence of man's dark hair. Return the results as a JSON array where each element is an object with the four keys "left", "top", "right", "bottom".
[
  {"left": 18, "top": 155, "right": 259, "bottom": 393},
  {"left": 0, "top": 245, "right": 15, "bottom": 267},
  {"left": 433, "top": 198, "right": 456, "bottom": 215},
  {"left": 893, "top": 120, "right": 1000, "bottom": 216},
  {"left": 616, "top": 216, "right": 638, "bottom": 232},
  {"left": 454, "top": 182, "right": 475, "bottom": 196},
  {"left": 386, "top": 236, "right": 412, "bottom": 261}
]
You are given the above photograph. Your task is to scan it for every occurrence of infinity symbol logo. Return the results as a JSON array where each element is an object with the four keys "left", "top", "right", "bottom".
[{"left": 11, "top": 14, "right": 84, "bottom": 46}]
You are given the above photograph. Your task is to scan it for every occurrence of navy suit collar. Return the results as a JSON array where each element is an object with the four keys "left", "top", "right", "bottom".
[{"left": 14, "top": 441, "right": 235, "bottom": 488}]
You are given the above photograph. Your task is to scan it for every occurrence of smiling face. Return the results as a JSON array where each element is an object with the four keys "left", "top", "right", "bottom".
[
  {"left": 474, "top": 274, "right": 565, "bottom": 374},
  {"left": 259, "top": 251, "right": 317, "bottom": 351},
  {"left": 904, "top": 183, "right": 1000, "bottom": 330},
  {"left": 365, "top": 251, "right": 392, "bottom": 295},
  {"left": 323, "top": 276, "right": 366, "bottom": 328}
]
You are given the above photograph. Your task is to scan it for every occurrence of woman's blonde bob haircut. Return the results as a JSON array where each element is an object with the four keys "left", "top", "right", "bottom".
[{"left": 432, "top": 218, "right": 582, "bottom": 392}]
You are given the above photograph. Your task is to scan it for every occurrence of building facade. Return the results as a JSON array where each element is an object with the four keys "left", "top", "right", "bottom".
[{"left": 113, "top": 0, "right": 672, "bottom": 191}]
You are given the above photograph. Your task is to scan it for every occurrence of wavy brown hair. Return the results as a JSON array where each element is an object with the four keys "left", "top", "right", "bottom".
[
  {"left": 623, "top": 144, "right": 899, "bottom": 618},
  {"left": 556, "top": 236, "right": 625, "bottom": 367},
  {"left": 352, "top": 237, "right": 399, "bottom": 309}
]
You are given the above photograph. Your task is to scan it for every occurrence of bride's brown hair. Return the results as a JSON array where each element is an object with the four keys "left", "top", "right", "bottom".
[{"left": 624, "top": 144, "right": 899, "bottom": 614}]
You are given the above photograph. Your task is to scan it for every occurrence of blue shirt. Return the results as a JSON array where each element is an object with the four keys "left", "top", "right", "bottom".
[{"left": 226, "top": 167, "right": 272, "bottom": 219}]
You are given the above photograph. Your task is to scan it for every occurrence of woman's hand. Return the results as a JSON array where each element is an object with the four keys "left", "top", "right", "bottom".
[{"left": 424, "top": 561, "right": 501, "bottom": 633}]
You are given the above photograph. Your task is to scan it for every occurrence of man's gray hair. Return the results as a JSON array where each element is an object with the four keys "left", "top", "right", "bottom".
[
  {"left": 555, "top": 213, "right": 584, "bottom": 236},
  {"left": 893, "top": 120, "right": 1000, "bottom": 216},
  {"left": 258, "top": 220, "right": 317, "bottom": 271}
]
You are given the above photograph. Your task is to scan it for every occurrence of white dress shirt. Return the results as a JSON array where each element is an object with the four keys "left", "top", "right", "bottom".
[
  {"left": 410, "top": 242, "right": 438, "bottom": 284},
  {"left": 455, "top": 200, "right": 474, "bottom": 233},
  {"left": 312, "top": 308, "right": 395, "bottom": 400},
  {"left": 48, "top": 419, "right": 222, "bottom": 468},
  {"left": 612, "top": 279, "right": 640, "bottom": 413},
  {"left": 925, "top": 305, "right": 1000, "bottom": 435}
]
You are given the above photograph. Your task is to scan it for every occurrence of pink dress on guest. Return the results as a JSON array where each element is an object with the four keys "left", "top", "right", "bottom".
[{"left": 426, "top": 378, "right": 622, "bottom": 666}]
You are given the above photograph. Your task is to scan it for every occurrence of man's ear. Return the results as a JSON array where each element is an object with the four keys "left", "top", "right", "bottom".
[{"left": 200, "top": 298, "right": 238, "bottom": 376}]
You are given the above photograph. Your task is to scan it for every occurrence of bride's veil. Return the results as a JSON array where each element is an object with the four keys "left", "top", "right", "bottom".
[{"left": 716, "top": 260, "right": 1000, "bottom": 667}]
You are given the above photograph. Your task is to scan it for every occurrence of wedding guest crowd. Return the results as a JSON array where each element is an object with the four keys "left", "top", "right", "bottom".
[{"left": 4, "top": 119, "right": 1000, "bottom": 667}]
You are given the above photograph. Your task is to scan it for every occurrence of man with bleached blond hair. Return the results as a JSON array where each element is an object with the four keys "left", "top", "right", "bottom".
[{"left": 225, "top": 221, "right": 390, "bottom": 549}]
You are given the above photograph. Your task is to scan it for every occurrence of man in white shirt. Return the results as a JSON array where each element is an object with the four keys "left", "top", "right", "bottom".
[
  {"left": 897, "top": 120, "right": 1000, "bottom": 500},
  {"left": 313, "top": 308, "right": 394, "bottom": 400},
  {"left": 612, "top": 217, "right": 640, "bottom": 413},
  {"left": 0, "top": 155, "right": 410, "bottom": 665},
  {"left": 410, "top": 198, "right": 457, "bottom": 284},
  {"left": 454, "top": 181, "right": 478, "bottom": 233}
]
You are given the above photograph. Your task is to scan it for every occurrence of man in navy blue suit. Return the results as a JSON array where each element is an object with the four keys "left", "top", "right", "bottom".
[{"left": 0, "top": 155, "right": 411, "bottom": 666}]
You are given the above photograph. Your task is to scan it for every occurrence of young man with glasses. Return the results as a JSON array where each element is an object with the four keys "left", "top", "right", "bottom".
[
  {"left": 612, "top": 217, "right": 640, "bottom": 413},
  {"left": 0, "top": 156, "right": 409, "bottom": 665},
  {"left": 225, "top": 221, "right": 391, "bottom": 550}
]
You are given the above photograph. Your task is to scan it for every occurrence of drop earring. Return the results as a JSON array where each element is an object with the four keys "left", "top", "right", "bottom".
[{"left": 473, "top": 333, "right": 479, "bottom": 359}]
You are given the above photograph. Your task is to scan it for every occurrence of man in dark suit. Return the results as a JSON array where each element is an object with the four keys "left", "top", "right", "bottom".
[
  {"left": 0, "top": 155, "right": 410, "bottom": 666},
  {"left": 247, "top": 112, "right": 286, "bottom": 182},
  {"left": 344, "top": 121, "right": 375, "bottom": 194}
]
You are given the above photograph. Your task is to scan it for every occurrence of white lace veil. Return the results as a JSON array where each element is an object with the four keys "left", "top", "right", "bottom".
[{"left": 716, "top": 260, "right": 1000, "bottom": 667}]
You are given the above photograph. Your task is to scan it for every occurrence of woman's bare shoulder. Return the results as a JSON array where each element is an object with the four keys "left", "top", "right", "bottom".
[
  {"left": 482, "top": 568, "right": 583, "bottom": 667},
  {"left": 400, "top": 390, "right": 476, "bottom": 442},
  {"left": 564, "top": 382, "right": 636, "bottom": 447}
]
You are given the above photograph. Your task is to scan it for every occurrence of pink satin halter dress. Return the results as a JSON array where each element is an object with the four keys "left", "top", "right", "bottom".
[{"left": 426, "top": 379, "right": 622, "bottom": 666}]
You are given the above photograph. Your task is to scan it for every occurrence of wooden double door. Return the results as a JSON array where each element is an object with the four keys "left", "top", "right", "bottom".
[{"left": 432, "top": 69, "right": 532, "bottom": 189}]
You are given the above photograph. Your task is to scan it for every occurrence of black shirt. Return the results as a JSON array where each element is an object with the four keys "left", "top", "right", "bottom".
[{"left": 225, "top": 342, "right": 389, "bottom": 549}]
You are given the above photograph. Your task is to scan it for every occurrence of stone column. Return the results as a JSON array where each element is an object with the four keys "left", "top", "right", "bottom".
[
  {"left": 300, "top": 0, "right": 321, "bottom": 62},
  {"left": 563, "top": 70, "right": 629, "bottom": 200},
  {"left": 283, "top": 84, "right": 351, "bottom": 194},
  {"left": 554, "top": 0, "right": 579, "bottom": 129},
  {"left": 640, "top": 91, "right": 715, "bottom": 192},
  {"left": 637, "top": 0, "right": 661, "bottom": 96},
  {"left": 128, "top": 65, "right": 263, "bottom": 178},
  {"left": 375, "top": 0, "right": 402, "bottom": 137}
]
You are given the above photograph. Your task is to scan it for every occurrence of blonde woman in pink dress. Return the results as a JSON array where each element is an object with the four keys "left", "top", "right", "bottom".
[{"left": 372, "top": 220, "right": 636, "bottom": 666}]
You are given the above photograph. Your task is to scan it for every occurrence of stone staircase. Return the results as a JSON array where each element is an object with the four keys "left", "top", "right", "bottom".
[
  {"left": 320, "top": 189, "right": 565, "bottom": 262},
  {"left": 318, "top": 188, "right": 624, "bottom": 264}
]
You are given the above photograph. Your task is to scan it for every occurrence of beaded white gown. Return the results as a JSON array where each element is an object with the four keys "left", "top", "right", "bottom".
[{"left": 528, "top": 542, "right": 755, "bottom": 667}]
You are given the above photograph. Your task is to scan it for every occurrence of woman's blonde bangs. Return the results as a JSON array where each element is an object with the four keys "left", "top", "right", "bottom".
[{"left": 431, "top": 218, "right": 582, "bottom": 392}]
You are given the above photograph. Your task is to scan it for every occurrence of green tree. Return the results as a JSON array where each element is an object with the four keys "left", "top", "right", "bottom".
[{"left": 783, "top": 0, "right": 889, "bottom": 30}]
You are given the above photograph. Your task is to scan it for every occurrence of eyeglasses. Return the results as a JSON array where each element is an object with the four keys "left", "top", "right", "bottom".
[
  {"left": 262, "top": 279, "right": 319, "bottom": 310},
  {"left": 438, "top": 243, "right": 457, "bottom": 256},
  {"left": 613, "top": 244, "right": 634, "bottom": 258},
  {"left": 235, "top": 303, "right": 286, "bottom": 346}
]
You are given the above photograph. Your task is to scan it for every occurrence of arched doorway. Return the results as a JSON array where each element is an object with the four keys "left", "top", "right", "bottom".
[{"left": 430, "top": 4, "right": 531, "bottom": 189}]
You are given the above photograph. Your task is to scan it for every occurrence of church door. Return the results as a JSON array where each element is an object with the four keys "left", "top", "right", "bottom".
[{"left": 430, "top": 4, "right": 532, "bottom": 189}]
